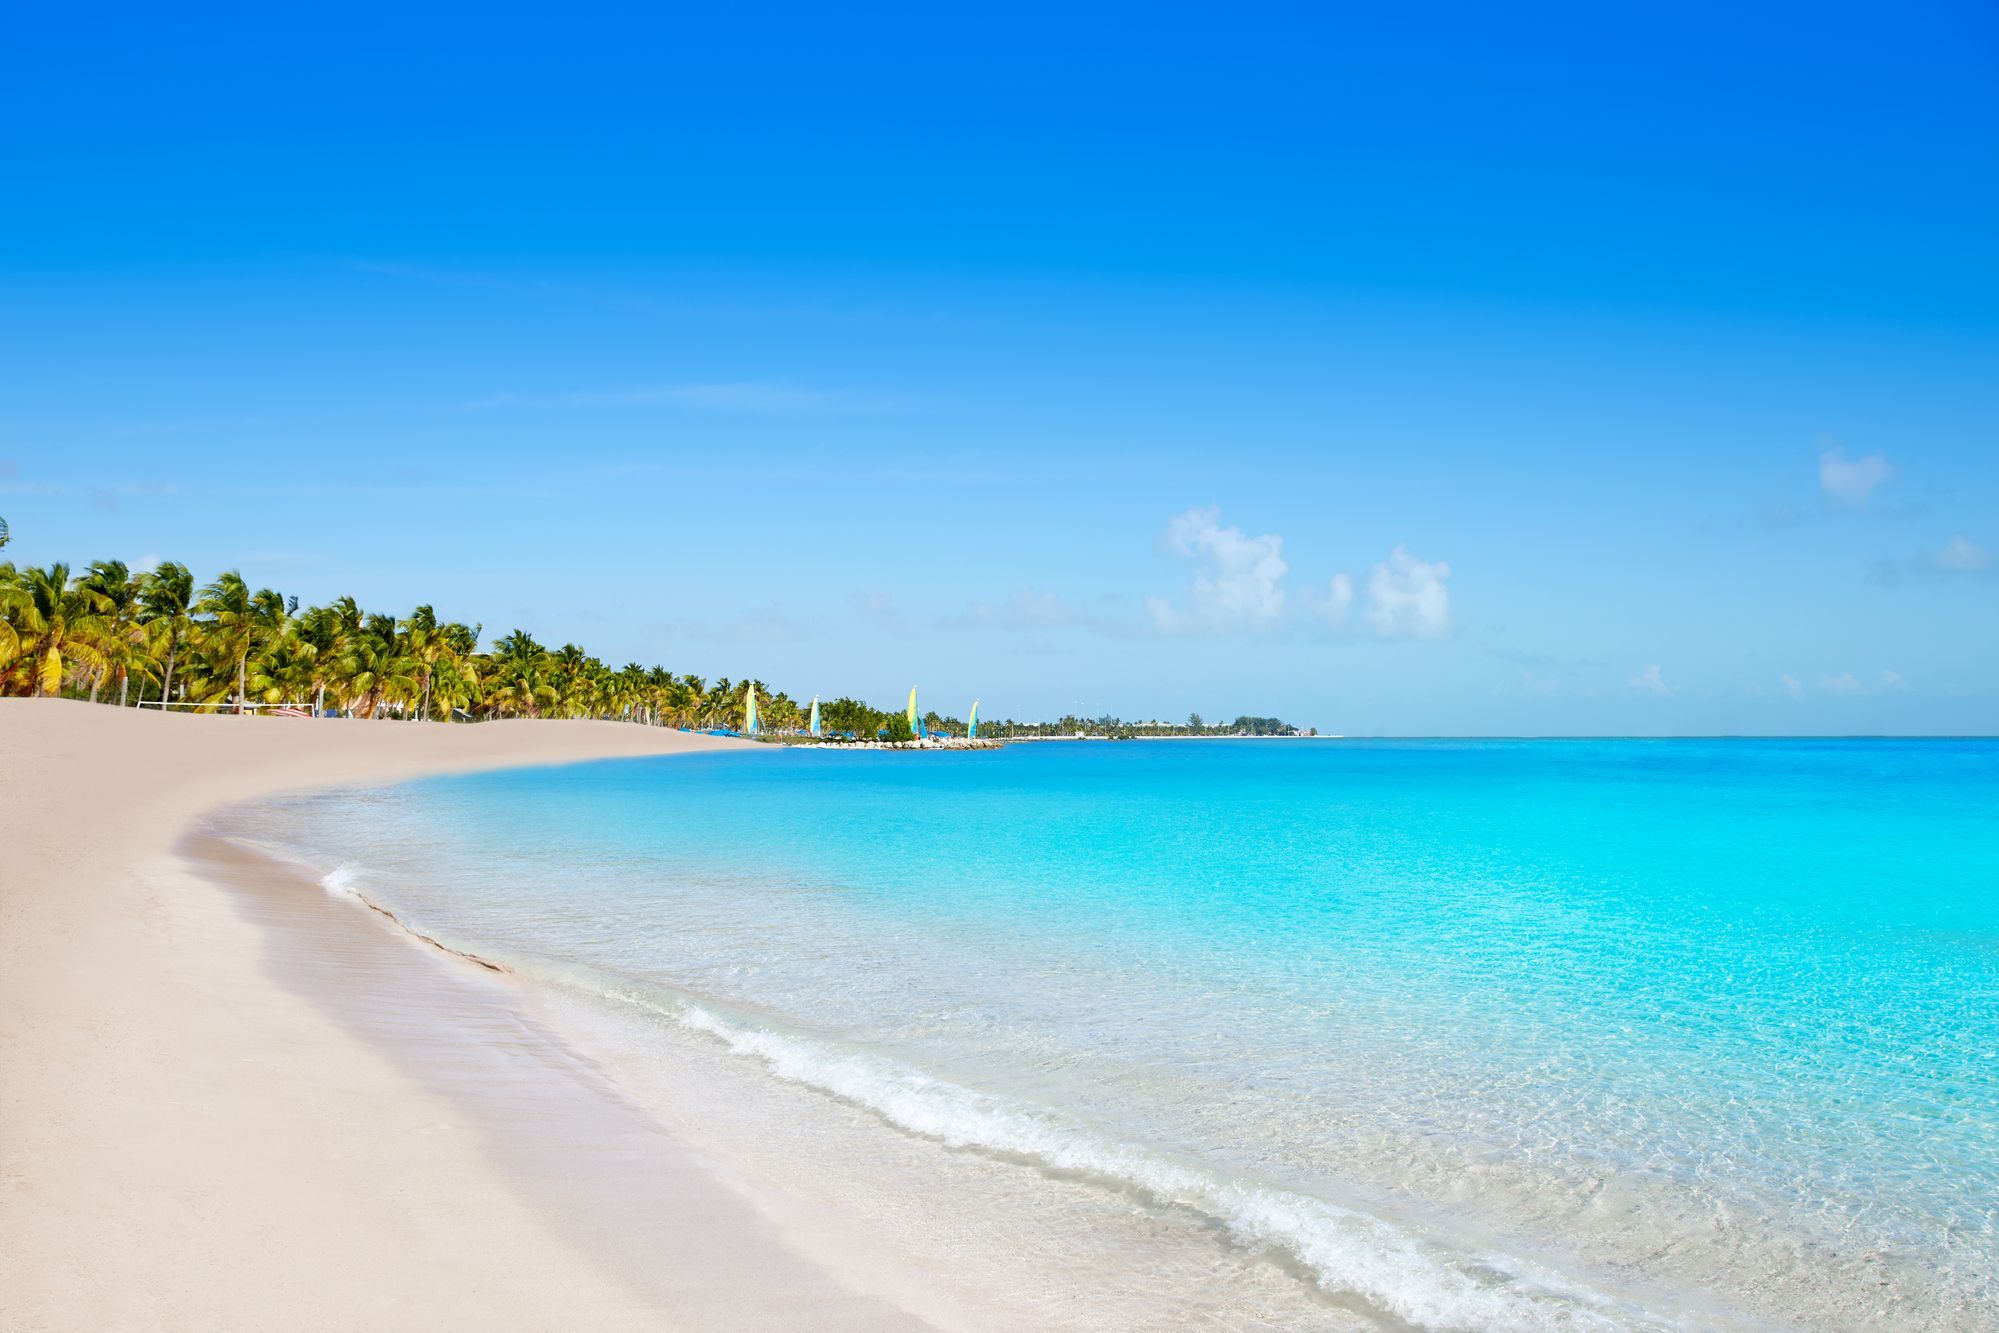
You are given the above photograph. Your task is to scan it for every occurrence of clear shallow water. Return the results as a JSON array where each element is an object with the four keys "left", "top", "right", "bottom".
[{"left": 246, "top": 739, "right": 1999, "bottom": 1329}]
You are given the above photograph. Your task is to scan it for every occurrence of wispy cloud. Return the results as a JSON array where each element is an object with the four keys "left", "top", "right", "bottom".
[
  {"left": 1310, "top": 573, "right": 1355, "bottom": 627},
  {"left": 1628, "top": 664, "right": 1672, "bottom": 696},
  {"left": 665, "top": 606, "right": 814, "bottom": 645},
  {"left": 1364, "top": 547, "right": 1453, "bottom": 640},
  {"left": 1934, "top": 534, "right": 1993, "bottom": 572},
  {"left": 1870, "top": 533, "right": 1995, "bottom": 585},
  {"left": 848, "top": 590, "right": 910, "bottom": 637},
  {"left": 1819, "top": 669, "right": 1905, "bottom": 696},
  {"left": 1818, "top": 446, "right": 1894, "bottom": 509},
  {"left": 943, "top": 589, "right": 1126, "bottom": 635},
  {"left": 1146, "top": 507, "right": 1290, "bottom": 633},
  {"left": 455, "top": 381, "right": 858, "bottom": 414}
]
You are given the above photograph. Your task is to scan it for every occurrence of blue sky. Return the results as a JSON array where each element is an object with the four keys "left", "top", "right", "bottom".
[{"left": 4, "top": 2, "right": 1996, "bottom": 733}]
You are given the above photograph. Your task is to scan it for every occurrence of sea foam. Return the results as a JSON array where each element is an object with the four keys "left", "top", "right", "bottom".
[{"left": 592, "top": 980, "right": 1676, "bottom": 1333}]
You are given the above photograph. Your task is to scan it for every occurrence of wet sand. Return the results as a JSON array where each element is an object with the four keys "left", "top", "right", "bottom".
[{"left": 0, "top": 698, "right": 927, "bottom": 1330}]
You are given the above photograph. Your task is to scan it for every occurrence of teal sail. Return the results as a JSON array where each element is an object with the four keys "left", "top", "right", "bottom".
[
  {"left": 968, "top": 699, "right": 979, "bottom": 741},
  {"left": 808, "top": 695, "right": 820, "bottom": 737},
  {"left": 744, "top": 682, "right": 759, "bottom": 736}
]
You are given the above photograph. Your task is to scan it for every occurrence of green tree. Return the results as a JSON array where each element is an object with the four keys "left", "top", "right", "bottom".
[
  {"left": 8, "top": 563, "right": 110, "bottom": 697},
  {"left": 82, "top": 560, "right": 148, "bottom": 706},
  {"left": 339, "top": 613, "right": 414, "bottom": 718},
  {"left": 139, "top": 562, "right": 196, "bottom": 706},
  {"left": 195, "top": 571, "right": 288, "bottom": 713}
]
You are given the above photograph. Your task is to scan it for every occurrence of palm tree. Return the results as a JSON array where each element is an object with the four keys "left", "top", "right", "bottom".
[
  {"left": 700, "top": 676, "right": 735, "bottom": 727},
  {"left": 194, "top": 571, "right": 287, "bottom": 714},
  {"left": 246, "top": 635, "right": 317, "bottom": 707},
  {"left": 403, "top": 605, "right": 447, "bottom": 721},
  {"left": 546, "top": 643, "right": 593, "bottom": 717},
  {"left": 0, "top": 561, "right": 23, "bottom": 682},
  {"left": 302, "top": 595, "right": 367, "bottom": 715},
  {"left": 82, "top": 560, "right": 148, "bottom": 706},
  {"left": 427, "top": 621, "right": 482, "bottom": 721},
  {"left": 660, "top": 674, "right": 698, "bottom": 727},
  {"left": 484, "top": 630, "right": 554, "bottom": 718},
  {"left": 4, "top": 553, "right": 900, "bottom": 741},
  {"left": 9, "top": 563, "right": 111, "bottom": 697},
  {"left": 333, "top": 613, "right": 414, "bottom": 718},
  {"left": 139, "top": 562, "right": 196, "bottom": 706}
]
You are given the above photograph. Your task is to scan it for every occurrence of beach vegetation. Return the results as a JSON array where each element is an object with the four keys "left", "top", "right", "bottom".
[{"left": 0, "top": 556, "right": 1301, "bottom": 737}]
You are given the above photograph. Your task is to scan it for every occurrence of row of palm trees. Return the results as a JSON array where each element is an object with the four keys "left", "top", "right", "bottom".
[{"left": 0, "top": 557, "right": 808, "bottom": 729}]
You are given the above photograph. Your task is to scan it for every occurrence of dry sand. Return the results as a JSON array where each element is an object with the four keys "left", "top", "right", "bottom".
[{"left": 0, "top": 698, "right": 932, "bottom": 1330}]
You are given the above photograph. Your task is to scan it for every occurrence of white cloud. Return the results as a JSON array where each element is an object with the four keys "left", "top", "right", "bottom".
[
  {"left": 1148, "top": 507, "right": 1290, "bottom": 632},
  {"left": 1872, "top": 534, "right": 1996, "bottom": 585},
  {"left": 1628, "top": 664, "right": 1672, "bottom": 696},
  {"left": 1818, "top": 447, "right": 1893, "bottom": 509},
  {"left": 1312, "top": 573, "right": 1356, "bottom": 626},
  {"left": 1821, "top": 669, "right": 1906, "bottom": 696},
  {"left": 1364, "top": 547, "right": 1453, "bottom": 639},
  {"left": 1782, "top": 673, "right": 1802, "bottom": 699},
  {"left": 1144, "top": 509, "right": 1458, "bottom": 643},
  {"left": 1004, "top": 589, "right": 1080, "bottom": 628},
  {"left": 1934, "top": 534, "right": 1993, "bottom": 572}
]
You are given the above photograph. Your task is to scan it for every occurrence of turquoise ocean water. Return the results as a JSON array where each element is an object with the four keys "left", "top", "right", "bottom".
[{"left": 245, "top": 739, "right": 1998, "bottom": 1329}]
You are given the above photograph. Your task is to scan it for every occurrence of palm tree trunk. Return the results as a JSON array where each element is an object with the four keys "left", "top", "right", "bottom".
[
  {"left": 423, "top": 673, "right": 432, "bottom": 723},
  {"left": 316, "top": 683, "right": 325, "bottom": 716},
  {"left": 162, "top": 639, "right": 177, "bottom": 705},
  {"left": 118, "top": 669, "right": 129, "bottom": 708},
  {"left": 90, "top": 669, "right": 102, "bottom": 704},
  {"left": 237, "top": 653, "right": 247, "bottom": 714}
]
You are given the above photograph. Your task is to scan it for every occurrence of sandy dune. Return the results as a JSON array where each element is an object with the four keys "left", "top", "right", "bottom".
[{"left": 0, "top": 699, "right": 927, "bottom": 1330}]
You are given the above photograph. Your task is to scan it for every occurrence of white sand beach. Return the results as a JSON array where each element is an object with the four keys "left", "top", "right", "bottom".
[{"left": 0, "top": 699, "right": 932, "bottom": 1331}]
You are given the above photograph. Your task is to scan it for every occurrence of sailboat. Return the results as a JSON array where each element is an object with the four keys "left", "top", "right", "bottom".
[
  {"left": 968, "top": 699, "right": 980, "bottom": 741},
  {"left": 808, "top": 695, "right": 820, "bottom": 737},
  {"left": 744, "top": 682, "right": 759, "bottom": 737}
]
